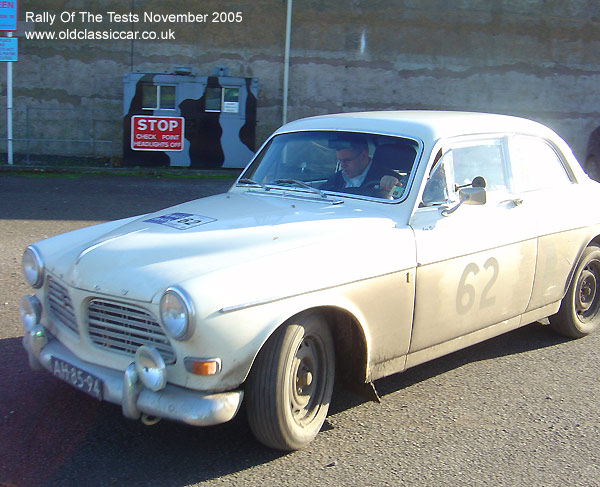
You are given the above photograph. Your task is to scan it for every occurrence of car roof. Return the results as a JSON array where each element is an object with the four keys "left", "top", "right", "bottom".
[{"left": 276, "top": 110, "right": 557, "bottom": 143}]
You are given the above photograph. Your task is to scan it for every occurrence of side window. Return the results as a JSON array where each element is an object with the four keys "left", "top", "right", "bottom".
[
  {"left": 141, "top": 84, "right": 157, "bottom": 109},
  {"left": 451, "top": 141, "right": 507, "bottom": 191},
  {"left": 422, "top": 152, "right": 453, "bottom": 206},
  {"left": 142, "top": 84, "right": 175, "bottom": 110},
  {"left": 421, "top": 139, "right": 507, "bottom": 206},
  {"left": 204, "top": 87, "right": 241, "bottom": 113},
  {"left": 222, "top": 88, "right": 240, "bottom": 113},
  {"left": 509, "top": 135, "right": 572, "bottom": 192},
  {"left": 205, "top": 87, "right": 222, "bottom": 112}
]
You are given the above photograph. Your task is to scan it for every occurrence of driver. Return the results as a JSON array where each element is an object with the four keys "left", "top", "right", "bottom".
[{"left": 321, "top": 135, "right": 400, "bottom": 193}]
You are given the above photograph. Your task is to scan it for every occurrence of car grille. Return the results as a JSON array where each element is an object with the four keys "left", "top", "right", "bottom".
[
  {"left": 87, "top": 299, "right": 176, "bottom": 364},
  {"left": 47, "top": 276, "right": 79, "bottom": 335}
]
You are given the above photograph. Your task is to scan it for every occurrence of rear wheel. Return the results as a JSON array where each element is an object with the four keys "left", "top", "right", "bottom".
[
  {"left": 246, "top": 314, "right": 335, "bottom": 450},
  {"left": 549, "top": 243, "right": 600, "bottom": 338}
]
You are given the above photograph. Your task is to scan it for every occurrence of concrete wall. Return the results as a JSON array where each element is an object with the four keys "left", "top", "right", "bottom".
[{"left": 1, "top": 0, "right": 600, "bottom": 163}]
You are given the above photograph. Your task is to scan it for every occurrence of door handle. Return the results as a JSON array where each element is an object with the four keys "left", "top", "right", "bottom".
[{"left": 500, "top": 198, "right": 523, "bottom": 207}]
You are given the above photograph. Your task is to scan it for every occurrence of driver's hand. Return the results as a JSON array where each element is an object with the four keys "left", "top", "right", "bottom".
[{"left": 379, "top": 175, "right": 400, "bottom": 192}]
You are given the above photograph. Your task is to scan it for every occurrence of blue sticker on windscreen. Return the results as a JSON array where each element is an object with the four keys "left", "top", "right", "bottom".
[{"left": 144, "top": 213, "right": 216, "bottom": 230}]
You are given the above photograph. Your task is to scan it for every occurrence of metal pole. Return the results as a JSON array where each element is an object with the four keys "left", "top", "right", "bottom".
[
  {"left": 282, "top": 0, "right": 292, "bottom": 125},
  {"left": 25, "top": 106, "right": 29, "bottom": 163},
  {"left": 7, "top": 31, "right": 13, "bottom": 164}
]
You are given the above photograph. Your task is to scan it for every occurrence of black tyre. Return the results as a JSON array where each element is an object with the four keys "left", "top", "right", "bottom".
[
  {"left": 246, "top": 313, "right": 335, "bottom": 450},
  {"left": 549, "top": 243, "right": 600, "bottom": 338}
]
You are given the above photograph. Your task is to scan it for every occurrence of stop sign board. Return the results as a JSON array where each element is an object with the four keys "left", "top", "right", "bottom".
[{"left": 131, "top": 116, "right": 185, "bottom": 151}]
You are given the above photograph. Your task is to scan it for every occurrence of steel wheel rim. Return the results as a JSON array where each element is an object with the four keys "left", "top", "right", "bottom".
[
  {"left": 289, "top": 335, "right": 327, "bottom": 426},
  {"left": 576, "top": 259, "right": 600, "bottom": 320}
]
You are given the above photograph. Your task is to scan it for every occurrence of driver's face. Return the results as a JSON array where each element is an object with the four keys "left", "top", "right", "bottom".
[{"left": 336, "top": 148, "right": 369, "bottom": 178}]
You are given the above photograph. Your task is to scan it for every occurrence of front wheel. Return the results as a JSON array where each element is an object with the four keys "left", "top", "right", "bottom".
[
  {"left": 246, "top": 314, "right": 335, "bottom": 450},
  {"left": 549, "top": 243, "right": 600, "bottom": 338}
]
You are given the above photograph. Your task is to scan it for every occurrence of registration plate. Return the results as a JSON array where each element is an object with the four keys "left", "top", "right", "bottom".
[{"left": 51, "top": 357, "right": 103, "bottom": 401}]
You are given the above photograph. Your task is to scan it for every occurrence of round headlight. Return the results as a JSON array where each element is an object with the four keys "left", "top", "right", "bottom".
[
  {"left": 159, "top": 286, "right": 194, "bottom": 340},
  {"left": 19, "top": 295, "right": 42, "bottom": 332},
  {"left": 22, "top": 246, "right": 45, "bottom": 289}
]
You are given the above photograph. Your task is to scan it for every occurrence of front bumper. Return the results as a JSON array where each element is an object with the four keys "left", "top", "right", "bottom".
[{"left": 22, "top": 327, "right": 243, "bottom": 427}]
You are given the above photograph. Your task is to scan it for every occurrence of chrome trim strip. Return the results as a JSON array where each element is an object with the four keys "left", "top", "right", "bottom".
[
  {"left": 220, "top": 295, "right": 285, "bottom": 313},
  {"left": 76, "top": 229, "right": 147, "bottom": 264}
]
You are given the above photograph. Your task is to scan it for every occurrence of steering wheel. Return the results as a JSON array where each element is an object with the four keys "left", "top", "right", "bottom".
[{"left": 343, "top": 180, "right": 393, "bottom": 199}]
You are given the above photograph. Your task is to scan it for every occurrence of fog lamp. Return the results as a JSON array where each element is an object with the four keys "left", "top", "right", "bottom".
[
  {"left": 135, "top": 346, "right": 167, "bottom": 392},
  {"left": 19, "top": 295, "right": 42, "bottom": 332}
]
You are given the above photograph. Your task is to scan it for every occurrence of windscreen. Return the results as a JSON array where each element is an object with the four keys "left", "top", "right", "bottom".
[{"left": 241, "top": 131, "right": 419, "bottom": 201}]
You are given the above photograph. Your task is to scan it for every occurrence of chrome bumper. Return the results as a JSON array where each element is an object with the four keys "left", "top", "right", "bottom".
[{"left": 22, "top": 327, "right": 243, "bottom": 427}]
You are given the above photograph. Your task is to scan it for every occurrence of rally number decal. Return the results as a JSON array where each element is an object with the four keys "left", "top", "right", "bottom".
[{"left": 456, "top": 257, "right": 499, "bottom": 315}]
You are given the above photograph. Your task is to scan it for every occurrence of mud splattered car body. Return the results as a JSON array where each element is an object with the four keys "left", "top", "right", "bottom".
[{"left": 21, "top": 111, "right": 600, "bottom": 450}]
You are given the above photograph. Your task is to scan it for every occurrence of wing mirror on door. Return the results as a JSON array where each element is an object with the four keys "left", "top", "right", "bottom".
[
  {"left": 471, "top": 176, "right": 486, "bottom": 188},
  {"left": 442, "top": 177, "right": 487, "bottom": 217}
]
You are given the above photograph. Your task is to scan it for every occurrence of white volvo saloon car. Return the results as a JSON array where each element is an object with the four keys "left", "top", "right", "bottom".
[{"left": 20, "top": 111, "right": 600, "bottom": 450}]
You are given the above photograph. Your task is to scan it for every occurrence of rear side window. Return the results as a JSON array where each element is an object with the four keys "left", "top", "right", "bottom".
[{"left": 509, "top": 135, "right": 572, "bottom": 192}]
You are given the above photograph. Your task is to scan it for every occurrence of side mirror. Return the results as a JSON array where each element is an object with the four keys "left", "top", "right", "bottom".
[
  {"left": 441, "top": 187, "right": 486, "bottom": 216},
  {"left": 472, "top": 176, "right": 487, "bottom": 188},
  {"left": 461, "top": 186, "right": 487, "bottom": 205}
]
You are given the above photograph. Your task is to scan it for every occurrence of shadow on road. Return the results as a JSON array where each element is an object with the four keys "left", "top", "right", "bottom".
[
  {"left": 0, "top": 337, "right": 284, "bottom": 487},
  {"left": 329, "top": 322, "right": 569, "bottom": 413}
]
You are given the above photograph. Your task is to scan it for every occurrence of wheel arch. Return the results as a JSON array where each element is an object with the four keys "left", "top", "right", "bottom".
[
  {"left": 549, "top": 235, "right": 600, "bottom": 337},
  {"left": 589, "top": 235, "right": 600, "bottom": 248},
  {"left": 563, "top": 235, "right": 600, "bottom": 297},
  {"left": 318, "top": 306, "right": 370, "bottom": 388},
  {"left": 242, "top": 305, "right": 369, "bottom": 389}
]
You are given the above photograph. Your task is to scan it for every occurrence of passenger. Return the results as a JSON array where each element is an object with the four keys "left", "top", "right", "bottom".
[{"left": 321, "top": 135, "right": 400, "bottom": 193}]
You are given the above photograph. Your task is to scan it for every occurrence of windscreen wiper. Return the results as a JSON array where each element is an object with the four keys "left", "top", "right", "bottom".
[
  {"left": 275, "top": 179, "right": 327, "bottom": 199},
  {"left": 238, "top": 178, "right": 269, "bottom": 190}
]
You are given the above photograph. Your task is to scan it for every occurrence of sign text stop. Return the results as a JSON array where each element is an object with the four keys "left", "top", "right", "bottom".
[{"left": 131, "top": 115, "right": 185, "bottom": 151}]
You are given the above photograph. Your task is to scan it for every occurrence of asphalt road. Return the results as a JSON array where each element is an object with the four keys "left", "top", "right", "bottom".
[{"left": 1, "top": 174, "right": 599, "bottom": 487}]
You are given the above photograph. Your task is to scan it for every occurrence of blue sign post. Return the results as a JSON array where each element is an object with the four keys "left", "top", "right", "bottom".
[
  {"left": 1, "top": 0, "right": 17, "bottom": 164},
  {"left": 0, "top": 0, "right": 17, "bottom": 31},
  {"left": 0, "top": 36, "right": 17, "bottom": 61}
]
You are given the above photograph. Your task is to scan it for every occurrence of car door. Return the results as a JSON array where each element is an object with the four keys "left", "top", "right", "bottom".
[
  {"left": 507, "top": 134, "right": 592, "bottom": 313},
  {"left": 407, "top": 137, "right": 538, "bottom": 364}
]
